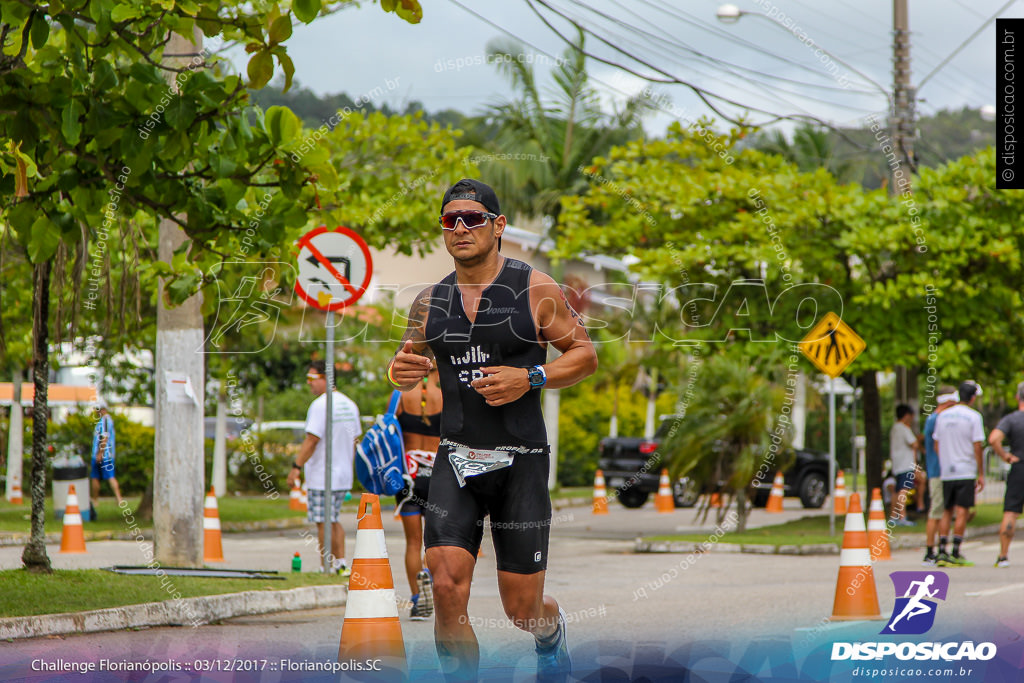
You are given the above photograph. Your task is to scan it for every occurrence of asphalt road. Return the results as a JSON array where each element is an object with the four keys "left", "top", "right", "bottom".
[{"left": 4, "top": 500, "right": 1023, "bottom": 682}]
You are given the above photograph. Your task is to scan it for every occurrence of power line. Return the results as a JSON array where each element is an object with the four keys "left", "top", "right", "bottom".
[
  {"left": 919, "top": 0, "right": 1018, "bottom": 90},
  {"left": 447, "top": 0, "right": 856, "bottom": 131},
  {"left": 522, "top": 0, "right": 879, "bottom": 136},
  {"left": 565, "top": 0, "right": 881, "bottom": 97}
]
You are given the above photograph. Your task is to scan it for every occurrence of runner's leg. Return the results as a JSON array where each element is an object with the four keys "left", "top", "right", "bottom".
[
  {"left": 497, "top": 569, "right": 558, "bottom": 638},
  {"left": 426, "top": 546, "right": 478, "bottom": 678},
  {"left": 402, "top": 513, "right": 424, "bottom": 594},
  {"left": 1000, "top": 511, "right": 1018, "bottom": 558}
]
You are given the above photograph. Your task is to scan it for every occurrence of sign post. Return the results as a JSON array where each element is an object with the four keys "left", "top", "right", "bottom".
[
  {"left": 295, "top": 226, "right": 373, "bottom": 573},
  {"left": 799, "top": 311, "right": 866, "bottom": 537}
]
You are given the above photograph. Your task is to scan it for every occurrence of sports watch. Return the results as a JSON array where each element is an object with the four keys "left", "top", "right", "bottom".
[{"left": 528, "top": 365, "right": 547, "bottom": 389}]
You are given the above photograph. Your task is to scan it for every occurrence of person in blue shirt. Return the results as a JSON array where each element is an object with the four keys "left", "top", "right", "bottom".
[
  {"left": 921, "top": 387, "right": 958, "bottom": 565},
  {"left": 90, "top": 400, "right": 123, "bottom": 506}
]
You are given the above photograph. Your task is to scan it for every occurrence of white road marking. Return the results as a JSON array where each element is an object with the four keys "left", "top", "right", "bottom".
[{"left": 965, "top": 582, "right": 1024, "bottom": 597}]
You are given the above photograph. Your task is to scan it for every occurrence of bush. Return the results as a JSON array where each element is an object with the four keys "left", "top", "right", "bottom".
[
  {"left": 49, "top": 412, "right": 154, "bottom": 496},
  {"left": 557, "top": 383, "right": 676, "bottom": 488}
]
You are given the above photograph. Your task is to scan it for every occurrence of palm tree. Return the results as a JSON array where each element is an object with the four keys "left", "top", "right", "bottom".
[
  {"left": 661, "top": 348, "right": 792, "bottom": 532},
  {"left": 473, "top": 29, "right": 653, "bottom": 226}
]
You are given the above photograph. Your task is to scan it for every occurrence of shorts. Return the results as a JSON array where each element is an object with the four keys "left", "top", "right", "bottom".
[
  {"left": 928, "top": 478, "right": 945, "bottom": 519},
  {"left": 396, "top": 474, "right": 431, "bottom": 517},
  {"left": 91, "top": 457, "right": 116, "bottom": 480},
  {"left": 425, "top": 444, "right": 551, "bottom": 575},
  {"left": 1004, "top": 463, "right": 1024, "bottom": 514},
  {"left": 307, "top": 489, "right": 347, "bottom": 524},
  {"left": 943, "top": 479, "right": 975, "bottom": 511},
  {"left": 895, "top": 471, "right": 916, "bottom": 493}
]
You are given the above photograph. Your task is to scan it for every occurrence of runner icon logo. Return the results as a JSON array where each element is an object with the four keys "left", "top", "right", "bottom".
[{"left": 882, "top": 571, "right": 949, "bottom": 635}]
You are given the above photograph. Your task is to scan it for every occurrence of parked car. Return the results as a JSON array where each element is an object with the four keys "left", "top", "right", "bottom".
[
  {"left": 749, "top": 448, "right": 831, "bottom": 509},
  {"left": 597, "top": 433, "right": 699, "bottom": 509},
  {"left": 598, "top": 418, "right": 831, "bottom": 509},
  {"left": 203, "top": 416, "right": 253, "bottom": 441}
]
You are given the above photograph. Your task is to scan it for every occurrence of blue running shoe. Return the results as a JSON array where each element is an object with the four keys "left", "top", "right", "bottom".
[{"left": 536, "top": 607, "right": 571, "bottom": 682}]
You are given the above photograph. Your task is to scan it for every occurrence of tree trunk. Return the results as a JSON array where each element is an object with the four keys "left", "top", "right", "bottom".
[
  {"left": 153, "top": 29, "right": 206, "bottom": 567},
  {"left": 732, "top": 489, "right": 748, "bottom": 532},
  {"left": 5, "top": 369, "right": 24, "bottom": 502},
  {"left": 861, "top": 370, "right": 884, "bottom": 496},
  {"left": 22, "top": 261, "right": 52, "bottom": 573},
  {"left": 135, "top": 481, "right": 154, "bottom": 521}
]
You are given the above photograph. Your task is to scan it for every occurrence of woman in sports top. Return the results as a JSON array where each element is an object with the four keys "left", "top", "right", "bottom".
[{"left": 395, "top": 367, "right": 442, "bottom": 619}]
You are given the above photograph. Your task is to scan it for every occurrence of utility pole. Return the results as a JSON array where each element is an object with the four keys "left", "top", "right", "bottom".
[
  {"left": 154, "top": 28, "right": 206, "bottom": 567},
  {"left": 890, "top": 0, "right": 918, "bottom": 411}
]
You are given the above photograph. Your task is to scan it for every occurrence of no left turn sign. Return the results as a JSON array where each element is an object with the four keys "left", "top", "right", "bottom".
[{"left": 294, "top": 226, "right": 373, "bottom": 311}]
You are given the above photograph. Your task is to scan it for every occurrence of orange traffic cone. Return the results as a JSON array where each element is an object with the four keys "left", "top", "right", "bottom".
[
  {"left": 592, "top": 470, "right": 609, "bottom": 515},
  {"left": 60, "top": 484, "right": 87, "bottom": 553},
  {"left": 867, "top": 487, "right": 891, "bottom": 561},
  {"left": 289, "top": 480, "right": 304, "bottom": 511},
  {"left": 300, "top": 484, "right": 308, "bottom": 511},
  {"left": 203, "top": 487, "right": 225, "bottom": 562},
  {"left": 339, "top": 494, "right": 406, "bottom": 673},
  {"left": 9, "top": 481, "right": 23, "bottom": 504},
  {"left": 655, "top": 470, "right": 674, "bottom": 513},
  {"left": 831, "top": 492, "right": 883, "bottom": 620},
  {"left": 834, "top": 470, "right": 847, "bottom": 515},
  {"left": 710, "top": 492, "right": 722, "bottom": 508},
  {"left": 765, "top": 472, "right": 785, "bottom": 513}
]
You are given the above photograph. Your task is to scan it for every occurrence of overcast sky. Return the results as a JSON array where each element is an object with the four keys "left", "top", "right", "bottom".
[{"left": 221, "top": 0, "right": 1007, "bottom": 134}]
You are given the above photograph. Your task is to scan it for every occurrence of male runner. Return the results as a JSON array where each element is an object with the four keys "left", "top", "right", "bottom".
[
  {"left": 988, "top": 380, "right": 1024, "bottom": 567},
  {"left": 934, "top": 379, "right": 986, "bottom": 567},
  {"left": 388, "top": 179, "right": 597, "bottom": 681}
]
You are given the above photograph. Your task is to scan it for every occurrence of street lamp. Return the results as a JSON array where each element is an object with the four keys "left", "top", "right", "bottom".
[{"left": 715, "top": 4, "right": 743, "bottom": 24}]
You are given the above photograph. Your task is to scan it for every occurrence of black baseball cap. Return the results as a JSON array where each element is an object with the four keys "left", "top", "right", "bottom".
[
  {"left": 959, "top": 380, "right": 982, "bottom": 402},
  {"left": 440, "top": 179, "right": 500, "bottom": 215}
]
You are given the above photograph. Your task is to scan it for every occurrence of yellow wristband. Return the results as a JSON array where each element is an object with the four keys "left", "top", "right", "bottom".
[{"left": 386, "top": 363, "right": 402, "bottom": 389}]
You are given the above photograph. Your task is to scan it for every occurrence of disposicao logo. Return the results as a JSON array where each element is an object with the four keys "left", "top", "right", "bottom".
[
  {"left": 831, "top": 570, "right": 998, "bottom": 663},
  {"left": 883, "top": 571, "right": 948, "bottom": 635}
]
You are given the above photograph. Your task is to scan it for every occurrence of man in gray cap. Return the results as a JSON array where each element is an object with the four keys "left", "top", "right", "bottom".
[
  {"left": 934, "top": 380, "right": 985, "bottom": 566},
  {"left": 988, "top": 380, "right": 1024, "bottom": 567}
]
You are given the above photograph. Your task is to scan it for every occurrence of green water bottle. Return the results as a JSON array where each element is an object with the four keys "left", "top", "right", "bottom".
[{"left": 292, "top": 552, "right": 301, "bottom": 573}]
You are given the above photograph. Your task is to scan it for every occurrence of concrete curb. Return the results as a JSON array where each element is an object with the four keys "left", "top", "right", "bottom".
[
  {"left": 0, "top": 584, "right": 347, "bottom": 641},
  {"left": 633, "top": 522, "right": 1006, "bottom": 555}
]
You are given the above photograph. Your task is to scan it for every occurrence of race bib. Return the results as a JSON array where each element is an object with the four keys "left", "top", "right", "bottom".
[
  {"left": 448, "top": 446, "right": 515, "bottom": 488},
  {"left": 405, "top": 450, "right": 436, "bottom": 479}
]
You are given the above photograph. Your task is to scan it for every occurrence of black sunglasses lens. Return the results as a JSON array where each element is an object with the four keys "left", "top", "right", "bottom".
[{"left": 441, "top": 211, "right": 488, "bottom": 229}]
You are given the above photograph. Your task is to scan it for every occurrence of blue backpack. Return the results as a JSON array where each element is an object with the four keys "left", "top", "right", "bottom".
[{"left": 355, "top": 391, "right": 408, "bottom": 496}]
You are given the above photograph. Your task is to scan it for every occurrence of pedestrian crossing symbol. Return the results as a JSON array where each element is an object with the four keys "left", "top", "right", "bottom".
[{"left": 798, "top": 312, "right": 866, "bottom": 378}]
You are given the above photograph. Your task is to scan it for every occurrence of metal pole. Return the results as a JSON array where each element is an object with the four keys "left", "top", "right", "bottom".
[
  {"left": 829, "top": 376, "right": 837, "bottom": 537},
  {"left": 891, "top": 0, "right": 914, "bottom": 185},
  {"left": 851, "top": 375, "right": 858, "bottom": 501},
  {"left": 324, "top": 310, "right": 334, "bottom": 573}
]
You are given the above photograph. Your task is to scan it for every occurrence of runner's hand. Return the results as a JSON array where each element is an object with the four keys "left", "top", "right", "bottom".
[
  {"left": 976, "top": 474, "right": 985, "bottom": 493},
  {"left": 392, "top": 340, "right": 432, "bottom": 384},
  {"left": 473, "top": 366, "right": 530, "bottom": 407}
]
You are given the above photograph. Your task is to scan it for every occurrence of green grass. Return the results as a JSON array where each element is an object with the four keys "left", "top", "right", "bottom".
[
  {"left": 0, "top": 495, "right": 320, "bottom": 535},
  {"left": 644, "top": 503, "right": 1006, "bottom": 546},
  {"left": 551, "top": 487, "right": 591, "bottom": 500},
  {"left": 0, "top": 568, "right": 342, "bottom": 618}
]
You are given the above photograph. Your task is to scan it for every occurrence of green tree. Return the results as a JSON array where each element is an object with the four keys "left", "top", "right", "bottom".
[{"left": 0, "top": 0, "right": 423, "bottom": 572}]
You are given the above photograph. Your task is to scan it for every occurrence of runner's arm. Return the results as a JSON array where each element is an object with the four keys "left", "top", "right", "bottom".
[
  {"left": 975, "top": 441, "right": 985, "bottom": 491},
  {"left": 390, "top": 286, "right": 435, "bottom": 390},
  {"left": 989, "top": 428, "right": 1020, "bottom": 463},
  {"left": 529, "top": 272, "right": 598, "bottom": 389}
]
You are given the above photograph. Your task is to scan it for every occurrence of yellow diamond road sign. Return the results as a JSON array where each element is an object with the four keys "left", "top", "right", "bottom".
[{"left": 799, "top": 312, "right": 866, "bottom": 378}]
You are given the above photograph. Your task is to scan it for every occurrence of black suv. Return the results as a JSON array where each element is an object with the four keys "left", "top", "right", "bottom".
[{"left": 597, "top": 426, "right": 831, "bottom": 509}]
